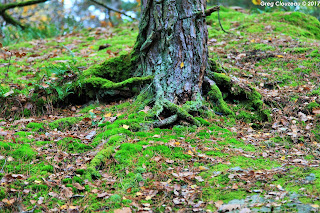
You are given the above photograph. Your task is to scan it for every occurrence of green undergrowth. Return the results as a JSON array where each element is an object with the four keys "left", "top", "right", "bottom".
[
  {"left": 81, "top": 104, "right": 268, "bottom": 210},
  {"left": 1, "top": 99, "right": 319, "bottom": 211},
  {"left": 1, "top": 7, "right": 320, "bottom": 212},
  {"left": 48, "top": 116, "right": 84, "bottom": 130},
  {"left": 57, "top": 137, "right": 92, "bottom": 153},
  {"left": 207, "top": 7, "right": 320, "bottom": 40},
  {"left": 0, "top": 141, "right": 36, "bottom": 161}
]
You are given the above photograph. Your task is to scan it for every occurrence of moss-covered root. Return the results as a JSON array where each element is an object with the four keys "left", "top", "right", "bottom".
[
  {"left": 205, "top": 76, "right": 234, "bottom": 116},
  {"left": 84, "top": 76, "right": 154, "bottom": 90},
  {"left": 80, "top": 54, "right": 154, "bottom": 98},
  {"left": 85, "top": 147, "right": 114, "bottom": 180},
  {"left": 153, "top": 114, "right": 178, "bottom": 127},
  {"left": 151, "top": 99, "right": 201, "bottom": 127},
  {"left": 209, "top": 73, "right": 270, "bottom": 120}
]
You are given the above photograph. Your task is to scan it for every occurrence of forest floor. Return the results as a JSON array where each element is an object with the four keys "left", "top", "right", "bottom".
[{"left": 1, "top": 7, "right": 320, "bottom": 213}]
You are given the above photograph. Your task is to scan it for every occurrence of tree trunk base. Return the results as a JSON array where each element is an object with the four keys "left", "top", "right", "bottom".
[{"left": 1, "top": 54, "right": 268, "bottom": 124}]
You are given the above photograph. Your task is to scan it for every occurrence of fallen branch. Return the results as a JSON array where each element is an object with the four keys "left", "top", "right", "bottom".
[
  {"left": 0, "top": 0, "right": 48, "bottom": 29},
  {"left": 0, "top": 0, "right": 48, "bottom": 11},
  {"left": 89, "top": 0, "right": 136, "bottom": 20},
  {"left": 205, "top": 6, "right": 220, "bottom": 17}
]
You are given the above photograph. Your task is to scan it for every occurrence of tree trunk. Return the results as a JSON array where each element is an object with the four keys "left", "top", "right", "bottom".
[{"left": 134, "top": 0, "right": 208, "bottom": 106}]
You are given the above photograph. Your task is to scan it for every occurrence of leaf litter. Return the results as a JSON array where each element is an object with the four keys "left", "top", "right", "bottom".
[{"left": 1, "top": 11, "right": 320, "bottom": 213}]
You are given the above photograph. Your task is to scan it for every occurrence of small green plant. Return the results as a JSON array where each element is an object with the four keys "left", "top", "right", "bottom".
[
  {"left": 40, "top": 59, "right": 81, "bottom": 101},
  {"left": 0, "top": 43, "right": 27, "bottom": 84}
]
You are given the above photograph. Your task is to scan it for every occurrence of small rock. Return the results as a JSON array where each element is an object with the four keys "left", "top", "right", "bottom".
[
  {"left": 85, "top": 131, "right": 96, "bottom": 140},
  {"left": 71, "top": 106, "right": 77, "bottom": 112}
]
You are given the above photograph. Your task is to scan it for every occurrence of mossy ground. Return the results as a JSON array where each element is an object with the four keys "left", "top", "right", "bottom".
[{"left": 1, "top": 7, "right": 320, "bottom": 213}]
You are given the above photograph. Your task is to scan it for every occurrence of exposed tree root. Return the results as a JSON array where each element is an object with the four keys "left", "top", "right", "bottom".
[
  {"left": 84, "top": 76, "right": 153, "bottom": 90},
  {"left": 153, "top": 114, "right": 178, "bottom": 128},
  {"left": 204, "top": 76, "right": 234, "bottom": 116},
  {"left": 148, "top": 75, "right": 203, "bottom": 127},
  {"left": 150, "top": 98, "right": 201, "bottom": 127},
  {"left": 163, "top": 99, "right": 201, "bottom": 126},
  {"left": 206, "top": 71, "right": 270, "bottom": 120}
]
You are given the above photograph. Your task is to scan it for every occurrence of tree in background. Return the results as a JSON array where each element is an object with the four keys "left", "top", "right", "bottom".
[
  {"left": 0, "top": 0, "right": 48, "bottom": 29},
  {"left": 0, "top": 0, "right": 138, "bottom": 43}
]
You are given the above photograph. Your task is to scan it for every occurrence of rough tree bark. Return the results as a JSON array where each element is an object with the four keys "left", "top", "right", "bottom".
[
  {"left": 132, "top": 0, "right": 216, "bottom": 125},
  {"left": 135, "top": 0, "right": 208, "bottom": 103}
]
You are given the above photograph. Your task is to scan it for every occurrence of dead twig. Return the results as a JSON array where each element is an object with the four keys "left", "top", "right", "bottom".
[{"left": 89, "top": 0, "right": 136, "bottom": 20}]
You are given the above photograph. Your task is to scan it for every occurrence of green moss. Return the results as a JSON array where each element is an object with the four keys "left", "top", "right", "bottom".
[
  {"left": 76, "top": 169, "right": 85, "bottom": 175},
  {"left": 0, "top": 141, "right": 16, "bottom": 150},
  {"left": 195, "top": 117, "right": 210, "bottom": 126},
  {"left": 274, "top": 12, "right": 320, "bottom": 39},
  {"left": 206, "top": 151, "right": 228, "bottom": 157},
  {"left": 83, "top": 54, "right": 132, "bottom": 83},
  {"left": 86, "top": 147, "right": 114, "bottom": 180},
  {"left": 108, "top": 135, "right": 126, "bottom": 145},
  {"left": 251, "top": 43, "right": 275, "bottom": 51},
  {"left": 73, "top": 176, "right": 83, "bottom": 184},
  {"left": 115, "top": 143, "right": 143, "bottom": 164},
  {"left": 26, "top": 122, "right": 44, "bottom": 131},
  {"left": 12, "top": 144, "right": 36, "bottom": 160},
  {"left": 80, "top": 104, "right": 100, "bottom": 113},
  {"left": 85, "top": 76, "right": 153, "bottom": 91},
  {"left": 256, "top": 12, "right": 320, "bottom": 40},
  {"left": 14, "top": 131, "right": 32, "bottom": 136},
  {"left": 231, "top": 156, "right": 281, "bottom": 170},
  {"left": 285, "top": 47, "right": 312, "bottom": 54},
  {"left": 62, "top": 178, "right": 72, "bottom": 184},
  {"left": 208, "top": 83, "right": 234, "bottom": 116},
  {"left": 172, "top": 126, "right": 188, "bottom": 135},
  {"left": 196, "top": 130, "right": 211, "bottom": 139},
  {"left": 23, "top": 109, "right": 31, "bottom": 117},
  {"left": 57, "top": 137, "right": 92, "bottom": 153},
  {"left": 203, "top": 188, "right": 248, "bottom": 204},
  {"left": 109, "top": 194, "right": 122, "bottom": 203},
  {"left": 211, "top": 72, "right": 269, "bottom": 121},
  {"left": 81, "top": 54, "right": 153, "bottom": 98},
  {"left": 30, "top": 184, "right": 48, "bottom": 191},
  {"left": 41, "top": 165, "right": 54, "bottom": 172},
  {"left": 307, "top": 50, "right": 320, "bottom": 58},
  {"left": 49, "top": 116, "right": 83, "bottom": 130},
  {"left": 0, "top": 188, "right": 5, "bottom": 200},
  {"left": 93, "top": 127, "right": 132, "bottom": 146},
  {"left": 306, "top": 102, "right": 320, "bottom": 111}
]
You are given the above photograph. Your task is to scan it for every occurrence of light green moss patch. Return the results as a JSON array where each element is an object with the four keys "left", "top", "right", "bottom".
[
  {"left": 115, "top": 143, "right": 143, "bottom": 164},
  {"left": 231, "top": 156, "right": 281, "bottom": 170},
  {"left": 26, "top": 122, "right": 44, "bottom": 131},
  {"left": 267, "top": 12, "right": 320, "bottom": 39},
  {"left": 49, "top": 116, "right": 83, "bottom": 130},
  {"left": 82, "top": 54, "right": 132, "bottom": 83},
  {"left": 57, "top": 137, "right": 92, "bottom": 153},
  {"left": 306, "top": 102, "right": 320, "bottom": 111},
  {"left": 0, "top": 141, "right": 36, "bottom": 160}
]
